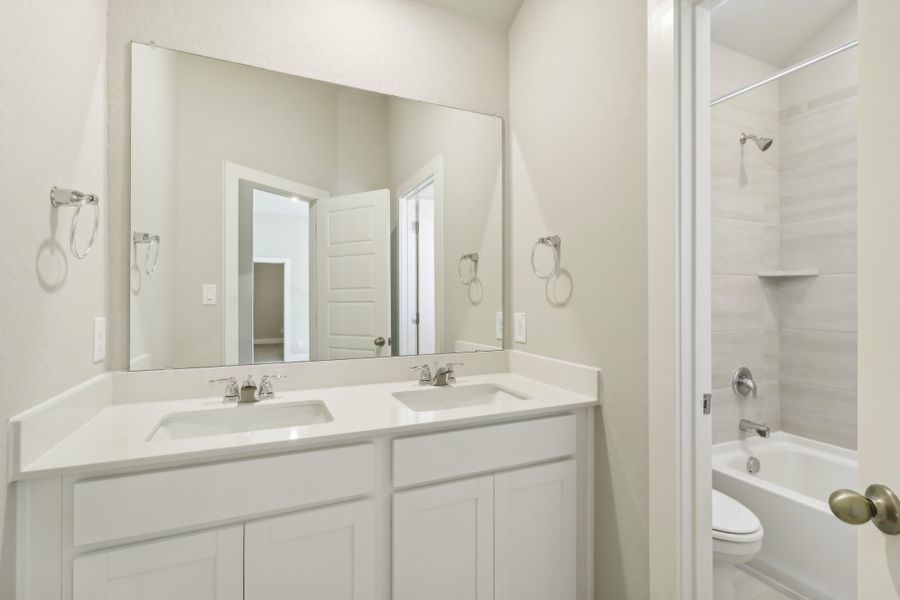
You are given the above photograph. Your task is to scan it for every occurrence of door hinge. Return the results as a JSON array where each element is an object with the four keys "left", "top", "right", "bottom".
[
  {"left": 411, "top": 221, "right": 419, "bottom": 234},
  {"left": 412, "top": 312, "right": 420, "bottom": 325},
  {"left": 702, "top": 393, "right": 712, "bottom": 415}
]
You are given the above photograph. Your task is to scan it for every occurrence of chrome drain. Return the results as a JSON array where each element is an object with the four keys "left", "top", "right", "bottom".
[{"left": 746, "top": 456, "right": 761, "bottom": 474}]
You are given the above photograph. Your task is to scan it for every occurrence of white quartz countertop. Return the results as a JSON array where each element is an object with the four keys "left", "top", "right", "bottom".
[{"left": 18, "top": 372, "right": 597, "bottom": 479}]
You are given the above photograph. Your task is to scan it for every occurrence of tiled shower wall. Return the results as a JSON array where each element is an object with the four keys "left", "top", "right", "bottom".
[
  {"left": 710, "top": 43, "right": 858, "bottom": 448},
  {"left": 710, "top": 45, "right": 781, "bottom": 444},
  {"left": 777, "top": 87, "right": 858, "bottom": 449}
]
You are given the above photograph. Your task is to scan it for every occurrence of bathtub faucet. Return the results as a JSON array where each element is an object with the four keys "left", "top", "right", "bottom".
[{"left": 739, "top": 419, "right": 770, "bottom": 438}]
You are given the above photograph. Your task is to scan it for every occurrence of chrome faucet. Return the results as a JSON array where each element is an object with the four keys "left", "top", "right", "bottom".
[
  {"left": 411, "top": 362, "right": 464, "bottom": 386},
  {"left": 238, "top": 374, "right": 259, "bottom": 404},
  {"left": 739, "top": 419, "right": 770, "bottom": 438}
]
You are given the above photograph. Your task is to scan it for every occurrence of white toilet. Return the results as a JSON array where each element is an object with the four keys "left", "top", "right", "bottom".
[{"left": 712, "top": 489, "right": 764, "bottom": 600}]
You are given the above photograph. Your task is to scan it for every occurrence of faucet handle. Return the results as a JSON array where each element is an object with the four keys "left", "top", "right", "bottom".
[
  {"left": 259, "top": 374, "right": 287, "bottom": 400},
  {"left": 411, "top": 364, "right": 433, "bottom": 385},
  {"left": 445, "top": 362, "right": 465, "bottom": 384},
  {"left": 209, "top": 377, "right": 239, "bottom": 403}
]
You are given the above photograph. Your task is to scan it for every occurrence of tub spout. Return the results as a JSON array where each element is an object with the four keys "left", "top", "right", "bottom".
[{"left": 739, "top": 419, "right": 770, "bottom": 438}]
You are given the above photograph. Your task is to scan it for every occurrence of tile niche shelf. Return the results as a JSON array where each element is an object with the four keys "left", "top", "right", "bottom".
[{"left": 757, "top": 269, "right": 820, "bottom": 278}]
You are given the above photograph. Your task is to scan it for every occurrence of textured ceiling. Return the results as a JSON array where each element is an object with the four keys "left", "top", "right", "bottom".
[{"left": 414, "top": 0, "right": 524, "bottom": 28}]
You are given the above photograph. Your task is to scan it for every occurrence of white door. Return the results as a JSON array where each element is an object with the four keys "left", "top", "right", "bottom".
[
  {"left": 856, "top": 1, "right": 900, "bottom": 597},
  {"left": 73, "top": 525, "right": 242, "bottom": 600},
  {"left": 244, "top": 500, "right": 375, "bottom": 600},
  {"left": 393, "top": 475, "right": 494, "bottom": 600},
  {"left": 316, "top": 189, "right": 391, "bottom": 359},
  {"left": 494, "top": 460, "right": 577, "bottom": 600}
]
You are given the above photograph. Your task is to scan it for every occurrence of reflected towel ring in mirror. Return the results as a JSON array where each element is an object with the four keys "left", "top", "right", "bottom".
[
  {"left": 458, "top": 252, "right": 479, "bottom": 285},
  {"left": 133, "top": 231, "right": 161, "bottom": 275},
  {"left": 531, "top": 235, "right": 561, "bottom": 279},
  {"left": 50, "top": 187, "right": 100, "bottom": 260}
]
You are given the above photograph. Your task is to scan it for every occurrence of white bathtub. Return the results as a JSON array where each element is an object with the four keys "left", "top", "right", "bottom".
[{"left": 713, "top": 432, "right": 858, "bottom": 600}]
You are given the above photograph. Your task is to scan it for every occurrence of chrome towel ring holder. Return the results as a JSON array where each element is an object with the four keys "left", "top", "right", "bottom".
[
  {"left": 133, "top": 231, "right": 161, "bottom": 275},
  {"left": 531, "top": 235, "right": 561, "bottom": 279},
  {"left": 458, "top": 252, "right": 479, "bottom": 285},
  {"left": 50, "top": 187, "right": 100, "bottom": 259}
]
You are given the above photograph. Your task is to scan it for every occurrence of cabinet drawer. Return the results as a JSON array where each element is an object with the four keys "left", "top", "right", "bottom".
[
  {"left": 393, "top": 414, "right": 575, "bottom": 487},
  {"left": 73, "top": 443, "right": 374, "bottom": 547}
]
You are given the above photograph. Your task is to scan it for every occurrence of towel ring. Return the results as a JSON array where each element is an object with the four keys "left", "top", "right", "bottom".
[
  {"left": 133, "top": 232, "right": 161, "bottom": 275},
  {"left": 51, "top": 187, "right": 100, "bottom": 260},
  {"left": 531, "top": 235, "right": 561, "bottom": 279},
  {"left": 458, "top": 253, "right": 479, "bottom": 285}
]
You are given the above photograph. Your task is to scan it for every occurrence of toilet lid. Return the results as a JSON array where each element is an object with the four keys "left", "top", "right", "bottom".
[{"left": 712, "top": 490, "right": 761, "bottom": 536}]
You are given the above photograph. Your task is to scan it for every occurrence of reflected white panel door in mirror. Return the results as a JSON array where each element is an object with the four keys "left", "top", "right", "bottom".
[
  {"left": 495, "top": 460, "right": 577, "bottom": 600},
  {"left": 316, "top": 189, "right": 391, "bottom": 359},
  {"left": 73, "top": 525, "right": 243, "bottom": 600},
  {"left": 393, "top": 475, "right": 494, "bottom": 600},
  {"left": 245, "top": 500, "right": 375, "bottom": 600}
]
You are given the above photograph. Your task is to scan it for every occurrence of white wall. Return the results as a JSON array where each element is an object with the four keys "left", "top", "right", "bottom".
[
  {"left": 387, "top": 99, "right": 503, "bottom": 352},
  {"left": 509, "top": 0, "right": 649, "bottom": 597},
  {"left": 0, "top": 0, "right": 108, "bottom": 592},
  {"left": 108, "top": 0, "right": 510, "bottom": 370}
]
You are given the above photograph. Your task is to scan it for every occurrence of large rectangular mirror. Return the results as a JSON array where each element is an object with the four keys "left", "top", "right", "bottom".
[{"left": 129, "top": 43, "right": 503, "bottom": 370}]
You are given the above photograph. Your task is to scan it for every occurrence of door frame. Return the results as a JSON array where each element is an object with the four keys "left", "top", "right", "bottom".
[
  {"left": 396, "top": 156, "right": 444, "bottom": 356},
  {"left": 252, "top": 256, "right": 296, "bottom": 362},
  {"left": 223, "top": 162, "right": 328, "bottom": 364},
  {"left": 648, "top": 1, "right": 719, "bottom": 598}
]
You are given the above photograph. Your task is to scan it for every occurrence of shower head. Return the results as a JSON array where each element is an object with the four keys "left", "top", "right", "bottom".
[{"left": 740, "top": 132, "right": 773, "bottom": 152}]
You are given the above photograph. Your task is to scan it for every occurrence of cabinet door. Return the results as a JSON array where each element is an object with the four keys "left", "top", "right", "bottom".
[
  {"left": 73, "top": 525, "right": 242, "bottom": 600},
  {"left": 495, "top": 460, "right": 577, "bottom": 600},
  {"left": 244, "top": 499, "right": 375, "bottom": 600},
  {"left": 393, "top": 475, "right": 494, "bottom": 600}
]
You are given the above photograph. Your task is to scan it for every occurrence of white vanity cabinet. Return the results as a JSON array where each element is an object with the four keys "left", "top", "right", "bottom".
[
  {"left": 494, "top": 460, "right": 577, "bottom": 600},
  {"left": 392, "top": 415, "right": 579, "bottom": 600},
  {"left": 73, "top": 525, "right": 244, "bottom": 600},
  {"left": 244, "top": 499, "right": 376, "bottom": 600},
  {"left": 17, "top": 410, "right": 594, "bottom": 600},
  {"left": 393, "top": 475, "right": 495, "bottom": 600},
  {"left": 393, "top": 461, "right": 576, "bottom": 600}
]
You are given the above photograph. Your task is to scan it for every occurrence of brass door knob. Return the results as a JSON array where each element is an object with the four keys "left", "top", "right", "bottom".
[{"left": 828, "top": 484, "right": 900, "bottom": 535}]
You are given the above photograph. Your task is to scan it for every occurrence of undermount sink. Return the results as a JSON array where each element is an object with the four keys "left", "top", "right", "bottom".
[
  {"left": 392, "top": 383, "right": 530, "bottom": 412},
  {"left": 148, "top": 401, "right": 333, "bottom": 441}
]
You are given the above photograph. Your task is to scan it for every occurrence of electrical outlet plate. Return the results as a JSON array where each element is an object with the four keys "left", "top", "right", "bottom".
[
  {"left": 514, "top": 312, "right": 527, "bottom": 344},
  {"left": 495, "top": 312, "right": 504, "bottom": 340},
  {"left": 93, "top": 317, "right": 106, "bottom": 363}
]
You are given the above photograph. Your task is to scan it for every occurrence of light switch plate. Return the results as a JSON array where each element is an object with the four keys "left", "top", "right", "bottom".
[
  {"left": 495, "top": 312, "right": 504, "bottom": 340},
  {"left": 514, "top": 312, "right": 527, "bottom": 344},
  {"left": 93, "top": 317, "right": 106, "bottom": 363},
  {"left": 202, "top": 283, "right": 217, "bottom": 305}
]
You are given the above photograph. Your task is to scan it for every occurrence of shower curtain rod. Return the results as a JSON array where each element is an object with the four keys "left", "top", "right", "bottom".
[{"left": 711, "top": 39, "right": 859, "bottom": 107}]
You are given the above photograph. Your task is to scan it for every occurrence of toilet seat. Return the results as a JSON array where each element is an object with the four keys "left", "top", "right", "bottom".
[{"left": 712, "top": 490, "right": 763, "bottom": 544}]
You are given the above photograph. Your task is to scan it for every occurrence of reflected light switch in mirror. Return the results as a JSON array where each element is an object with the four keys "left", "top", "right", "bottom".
[{"left": 202, "top": 284, "right": 217, "bottom": 305}]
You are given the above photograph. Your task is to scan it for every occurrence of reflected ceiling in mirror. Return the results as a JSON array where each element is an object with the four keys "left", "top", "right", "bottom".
[{"left": 129, "top": 43, "right": 503, "bottom": 370}]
